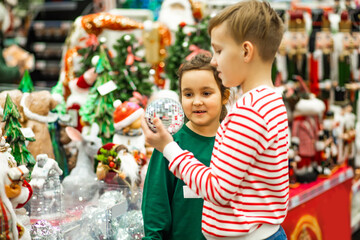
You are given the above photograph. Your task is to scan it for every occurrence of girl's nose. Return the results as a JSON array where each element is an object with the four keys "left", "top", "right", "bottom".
[{"left": 193, "top": 98, "right": 203, "bottom": 106}]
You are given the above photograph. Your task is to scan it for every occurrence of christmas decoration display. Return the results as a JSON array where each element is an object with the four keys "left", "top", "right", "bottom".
[
  {"left": 113, "top": 101, "right": 145, "bottom": 155},
  {"left": 0, "top": 131, "right": 32, "bottom": 240},
  {"left": 142, "top": 21, "right": 171, "bottom": 88},
  {"left": 30, "top": 220, "right": 62, "bottom": 240},
  {"left": 287, "top": 11, "right": 309, "bottom": 82},
  {"left": 67, "top": 190, "right": 128, "bottom": 240},
  {"left": 79, "top": 45, "right": 117, "bottom": 143},
  {"left": 19, "top": 91, "right": 59, "bottom": 160},
  {"left": 62, "top": 123, "right": 102, "bottom": 203},
  {"left": 291, "top": 93, "right": 326, "bottom": 183},
  {"left": 165, "top": 22, "right": 191, "bottom": 90},
  {"left": 158, "top": 0, "right": 195, "bottom": 33},
  {"left": 113, "top": 34, "right": 153, "bottom": 101},
  {"left": 29, "top": 154, "right": 63, "bottom": 221},
  {"left": 95, "top": 143, "right": 139, "bottom": 188},
  {"left": 145, "top": 98, "right": 184, "bottom": 135},
  {"left": 187, "top": 16, "right": 211, "bottom": 53},
  {"left": 60, "top": 12, "right": 143, "bottom": 100},
  {"left": 111, "top": 210, "right": 144, "bottom": 240},
  {"left": 2, "top": 44, "right": 34, "bottom": 75},
  {"left": 2, "top": 94, "right": 35, "bottom": 169}
]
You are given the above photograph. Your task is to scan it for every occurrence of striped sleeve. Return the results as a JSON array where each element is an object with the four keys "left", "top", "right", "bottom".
[{"left": 164, "top": 105, "right": 269, "bottom": 206}]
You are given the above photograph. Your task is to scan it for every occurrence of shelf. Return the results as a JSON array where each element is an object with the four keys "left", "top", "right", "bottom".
[
  {"left": 289, "top": 167, "right": 354, "bottom": 210},
  {"left": 352, "top": 212, "right": 360, "bottom": 234}
]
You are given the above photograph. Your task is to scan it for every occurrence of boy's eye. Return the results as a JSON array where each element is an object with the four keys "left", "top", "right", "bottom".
[{"left": 184, "top": 93, "right": 192, "bottom": 97}]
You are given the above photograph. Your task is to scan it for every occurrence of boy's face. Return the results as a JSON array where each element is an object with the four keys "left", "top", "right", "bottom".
[
  {"left": 210, "top": 23, "right": 245, "bottom": 88},
  {"left": 181, "top": 70, "right": 223, "bottom": 133}
]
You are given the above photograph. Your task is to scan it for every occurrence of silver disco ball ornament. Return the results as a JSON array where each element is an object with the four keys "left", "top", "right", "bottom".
[{"left": 145, "top": 98, "right": 184, "bottom": 135}]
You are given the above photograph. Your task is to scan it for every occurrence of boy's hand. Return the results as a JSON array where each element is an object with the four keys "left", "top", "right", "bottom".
[{"left": 141, "top": 115, "right": 173, "bottom": 153}]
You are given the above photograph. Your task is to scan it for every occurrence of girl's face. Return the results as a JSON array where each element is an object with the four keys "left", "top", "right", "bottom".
[{"left": 181, "top": 70, "right": 223, "bottom": 135}]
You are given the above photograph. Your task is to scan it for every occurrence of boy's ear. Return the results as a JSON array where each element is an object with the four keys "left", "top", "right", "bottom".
[
  {"left": 242, "top": 41, "right": 254, "bottom": 63},
  {"left": 222, "top": 89, "right": 231, "bottom": 105}
]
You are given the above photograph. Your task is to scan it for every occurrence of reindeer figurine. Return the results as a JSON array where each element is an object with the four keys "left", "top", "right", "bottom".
[{"left": 61, "top": 123, "right": 102, "bottom": 202}]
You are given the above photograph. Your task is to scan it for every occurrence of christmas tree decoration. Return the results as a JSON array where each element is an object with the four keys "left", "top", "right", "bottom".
[
  {"left": 76, "top": 34, "right": 100, "bottom": 77},
  {"left": 2, "top": 94, "right": 35, "bottom": 169},
  {"left": 145, "top": 98, "right": 184, "bottom": 135},
  {"left": 187, "top": 16, "right": 211, "bottom": 53},
  {"left": 79, "top": 46, "right": 117, "bottom": 143},
  {"left": 50, "top": 80, "right": 67, "bottom": 115},
  {"left": 113, "top": 34, "right": 153, "bottom": 102},
  {"left": 165, "top": 22, "right": 191, "bottom": 90},
  {"left": 18, "top": 69, "right": 34, "bottom": 93}
]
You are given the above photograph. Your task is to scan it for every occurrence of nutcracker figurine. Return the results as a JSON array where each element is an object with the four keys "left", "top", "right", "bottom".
[
  {"left": 310, "top": 10, "right": 334, "bottom": 109},
  {"left": 287, "top": 10, "right": 309, "bottom": 82}
]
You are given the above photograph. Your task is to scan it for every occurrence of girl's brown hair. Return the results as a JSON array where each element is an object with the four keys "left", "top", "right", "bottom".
[{"left": 177, "top": 54, "right": 229, "bottom": 122}]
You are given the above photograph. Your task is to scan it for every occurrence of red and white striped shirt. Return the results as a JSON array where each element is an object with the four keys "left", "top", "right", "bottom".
[{"left": 163, "top": 86, "right": 289, "bottom": 240}]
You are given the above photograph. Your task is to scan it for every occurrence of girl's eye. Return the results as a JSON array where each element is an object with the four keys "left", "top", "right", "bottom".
[
  {"left": 203, "top": 92, "right": 212, "bottom": 96},
  {"left": 184, "top": 93, "right": 192, "bottom": 97}
]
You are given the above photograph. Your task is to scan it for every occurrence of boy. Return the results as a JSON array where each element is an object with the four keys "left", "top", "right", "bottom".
[{"left": 141, "top": 1, "right": 289, "bottom": 239}]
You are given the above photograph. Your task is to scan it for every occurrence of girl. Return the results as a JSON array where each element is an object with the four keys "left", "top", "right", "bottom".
[{"left": 141, "top": 54, "right": 230, "bottom": 240}]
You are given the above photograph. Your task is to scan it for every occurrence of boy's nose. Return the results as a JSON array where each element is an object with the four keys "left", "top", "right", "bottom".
[{"left": 210, "top": 56, "right": 217, "bottom": 66}]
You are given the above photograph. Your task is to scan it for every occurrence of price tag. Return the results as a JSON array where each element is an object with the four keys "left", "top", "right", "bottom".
[
  {"left": 323, "top": 180, "right": 331, "bottom": 190},
  {"left": 67, "top": 109, "right": 78, "bottom": 127},
  {"left": 20, "top": 128, "right": 35, "bottom": 138},
  {"left": 97, "top": 80, "right": 117, "bottom": 96},
  {"left": 339, "top": 172, "right": 345, "bottom": 183},
  {"left": 110, "top": 201, "right": 127, "bottom": 220},
  {"left": 290, "top": 195, "right": 300, "bottom": 209}
]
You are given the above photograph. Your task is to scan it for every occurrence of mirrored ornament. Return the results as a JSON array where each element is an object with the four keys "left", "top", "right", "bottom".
[{"left": 145, "top": 98, "right": 184, "bottom": 135}]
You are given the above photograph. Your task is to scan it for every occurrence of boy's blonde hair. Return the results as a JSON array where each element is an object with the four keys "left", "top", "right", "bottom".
[{"left": 208, "top": 0, "right": 284, "bottom": 62}]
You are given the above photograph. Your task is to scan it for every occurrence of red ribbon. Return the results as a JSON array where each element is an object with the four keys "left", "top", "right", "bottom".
[
  {"left": 126, "top": 46, "right": 142, "bottom": 65},
  {"left": 185, "top": 45, "right": 211, "bottom": 61}
]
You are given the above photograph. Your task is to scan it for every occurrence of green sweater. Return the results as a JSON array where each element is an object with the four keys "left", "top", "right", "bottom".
[{"left": 142, "top": 124, "right": 215, "bottom": 240}]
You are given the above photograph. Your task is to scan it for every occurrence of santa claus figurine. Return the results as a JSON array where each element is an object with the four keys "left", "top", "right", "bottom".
[
  {"left": 0, "top": 131, "right": 32, "bottom": 240},
  {"left": 112, "top": 101, "right": 145, "bottom": 156}
]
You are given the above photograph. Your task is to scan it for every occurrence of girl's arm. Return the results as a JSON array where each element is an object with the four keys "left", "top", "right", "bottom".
[{"left": 142, "top": 149, "right": 175, "bottom": 239}]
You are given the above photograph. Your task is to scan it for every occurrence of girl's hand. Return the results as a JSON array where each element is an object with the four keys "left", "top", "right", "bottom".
[{"left": 141, "top": 115, "right": 173, "bottom": 153}]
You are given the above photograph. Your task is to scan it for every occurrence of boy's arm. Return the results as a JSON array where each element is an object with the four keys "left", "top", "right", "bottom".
[
  {"left": 142, "top": 149, "right": 175, "bottom": 239},
  {"left": 163, "top": 106, "right": 273, "bottom": 206}
]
